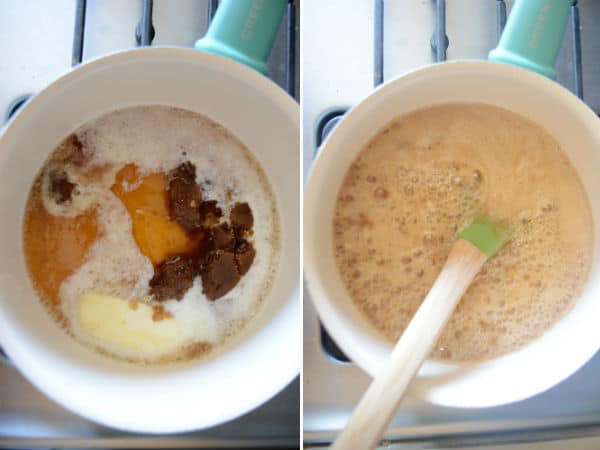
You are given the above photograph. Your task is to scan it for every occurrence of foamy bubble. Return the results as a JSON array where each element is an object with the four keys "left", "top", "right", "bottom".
[{"left": 333, "top": 103, "right": 593, "bottom": 362}]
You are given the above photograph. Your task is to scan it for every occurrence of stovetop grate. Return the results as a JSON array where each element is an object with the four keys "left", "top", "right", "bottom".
[{"left": 7, "top": 0, "right": 297, "bottom": 122}]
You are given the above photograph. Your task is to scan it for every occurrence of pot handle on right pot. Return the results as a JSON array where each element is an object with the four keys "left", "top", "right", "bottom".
[
  {"left": 195, "top": 0, "right": 287, "bottom": 75},
  {"left": 488, "top": 0, "right": 572, "bottom": 80}
]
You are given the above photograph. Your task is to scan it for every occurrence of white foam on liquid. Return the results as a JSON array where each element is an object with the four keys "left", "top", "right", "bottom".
[{"left": 43, "top": 106, "right": 278, "bottom": 363}]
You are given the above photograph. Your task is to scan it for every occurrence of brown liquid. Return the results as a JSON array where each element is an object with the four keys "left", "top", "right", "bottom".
[
  {"left": 333, "top": 103, "right": 594, "bottom": 361},
  {"left": 23, "top": 179, "right": 98, "bottom": 324}
]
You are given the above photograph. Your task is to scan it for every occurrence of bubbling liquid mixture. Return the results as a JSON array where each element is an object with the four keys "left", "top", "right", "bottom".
[
  {"left": 333, "top": 103, "right": 593, "bottom": 362},
  {"left": 23, "top": 106, "right": 280, "bottom": 364}
]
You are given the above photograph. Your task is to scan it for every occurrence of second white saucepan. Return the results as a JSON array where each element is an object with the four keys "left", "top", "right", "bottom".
[{"left": 304, "top": 0, "right": 600, "bottom": 408}]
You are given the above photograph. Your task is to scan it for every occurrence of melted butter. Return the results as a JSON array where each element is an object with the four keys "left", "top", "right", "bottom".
[{"left": 78, "top": 291, "right": 183, "bottom": 355}]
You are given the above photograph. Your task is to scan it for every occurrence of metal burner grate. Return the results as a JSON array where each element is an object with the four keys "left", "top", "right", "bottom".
[
  {"left": 72, "top": 0, "right": 298, "bottom": 97},
  {"left": 7, "top": 0, "right": 298, "bottom": 123}
]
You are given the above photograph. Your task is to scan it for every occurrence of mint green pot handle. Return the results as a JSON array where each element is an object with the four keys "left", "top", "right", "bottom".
[
  {"left": 488, "top": 0, "right": 571, "bottom": 79},
  {"left": 195, "top": 0, "right": 287, "bottom": 75}
]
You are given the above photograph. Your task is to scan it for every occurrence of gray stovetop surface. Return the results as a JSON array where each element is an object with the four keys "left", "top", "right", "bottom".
[
  {"left": 0, "top": 1, "right": 299, "bottom": 448},
  {"left": 0, "top": 358, "right": 299, "bottom": 449},
  {"left": 303, "top": 0, "right": 600, "bottom": 448}
]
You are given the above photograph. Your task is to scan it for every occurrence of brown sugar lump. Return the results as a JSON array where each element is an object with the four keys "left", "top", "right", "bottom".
[{"left": 167, "top": 162, "right": 203, "bottom": 231}]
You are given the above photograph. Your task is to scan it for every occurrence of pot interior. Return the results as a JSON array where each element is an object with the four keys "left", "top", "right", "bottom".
[{"left": 304, "top": 60, "right": 600, "bottom": 407}]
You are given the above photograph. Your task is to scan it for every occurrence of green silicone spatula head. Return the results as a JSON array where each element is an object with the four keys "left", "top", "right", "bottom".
[{"left": 459, "top": 217, "right": 510, "bottom": 259}]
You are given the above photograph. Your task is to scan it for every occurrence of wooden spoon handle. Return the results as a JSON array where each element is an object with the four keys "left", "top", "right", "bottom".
[{"left": 332, "top": 239, "right": 488, "bottom": 450}]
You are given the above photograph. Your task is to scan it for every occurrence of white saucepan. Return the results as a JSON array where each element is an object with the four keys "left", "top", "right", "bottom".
[
  {"left": 0, "top": 1, "right": 299, "bottom": 434},
  {"left": 305, "top": 0, "right": 600, "bottom": 408}
]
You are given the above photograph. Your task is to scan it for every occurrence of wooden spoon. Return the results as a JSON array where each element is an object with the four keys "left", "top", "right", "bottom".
[{"left": 332, "top": 218, "right": 509, "bottom": 450}]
